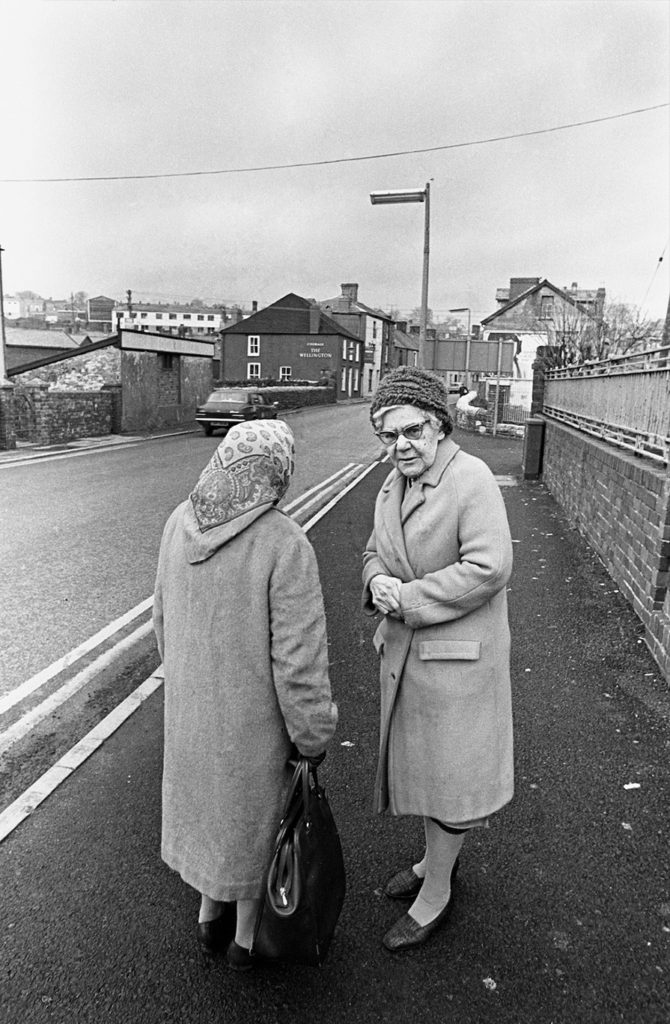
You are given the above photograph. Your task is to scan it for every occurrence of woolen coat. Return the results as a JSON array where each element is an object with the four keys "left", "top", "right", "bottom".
[
  {"left": 154, "top": 503, "right": 337, "bottom": 901},
  {"left": 362, "top": 437, "right": 514, "bottom": 822}
]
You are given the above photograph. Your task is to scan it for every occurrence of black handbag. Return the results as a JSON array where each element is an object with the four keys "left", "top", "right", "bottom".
[{"left": 252, "top": 757, "right": 346, "bottom": 966}]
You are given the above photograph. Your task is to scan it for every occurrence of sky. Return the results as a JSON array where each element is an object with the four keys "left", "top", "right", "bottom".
[{"left": 1, "top": 0, "right": 668, "bottom": 326}]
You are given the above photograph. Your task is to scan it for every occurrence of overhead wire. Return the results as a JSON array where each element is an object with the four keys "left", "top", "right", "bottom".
[{"left": 1, "top": 103, "right": 667, "bottom": 184}]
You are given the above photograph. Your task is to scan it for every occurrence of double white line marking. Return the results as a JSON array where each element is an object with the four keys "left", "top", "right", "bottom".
[{"left": 0, "top": 459, "right": 383, "bottom": 843}]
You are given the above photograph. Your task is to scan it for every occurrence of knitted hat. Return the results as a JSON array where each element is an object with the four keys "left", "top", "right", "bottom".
[{"left": 369, "top": 366, "right": 453, "bottom": 432}]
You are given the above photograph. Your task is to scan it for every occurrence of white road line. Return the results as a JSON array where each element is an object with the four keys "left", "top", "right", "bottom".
[
  {"left": 0, "top": 597, "right": 154, "bottom": 716},
  {"left": 302, "top": 459, "right": 383, "bottom": 533},
  {"left": 283, "top": 464, "right": 357, "bottom": 513},
  {"left": 0, "top": 670, "right": 164, "bottom": 843},
  {"left": 0, "top": 620, "right": 155, "bottom": 755},
  {"left": 288, "top": 465, "right": 362, "bottom": 518}
]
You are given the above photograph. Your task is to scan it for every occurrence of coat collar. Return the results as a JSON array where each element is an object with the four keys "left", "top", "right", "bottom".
[{"left": 382, "top": 437, "right": 461, "bottom": 523}]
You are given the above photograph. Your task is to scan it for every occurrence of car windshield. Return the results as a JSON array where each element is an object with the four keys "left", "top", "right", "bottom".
[{"left": 207, "top": 390, "right": 249, "bottom": 403}]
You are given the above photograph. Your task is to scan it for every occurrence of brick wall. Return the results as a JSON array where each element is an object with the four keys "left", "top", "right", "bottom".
[
  {"left": 13, "top": 384, "right": 114, "bottom": 444},
  {"left": 542, "top": 419, "right": 670, "bottom": 680}
]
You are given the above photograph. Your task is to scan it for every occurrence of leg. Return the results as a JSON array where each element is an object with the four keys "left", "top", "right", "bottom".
[
  {"left": 234, "top": 897, "right": 261, "bottom": 951},
  {"left": 199, "top": 892, "right": 224, "bottom": 923},
  {"left": 408, "top": 818, "right": 466, "bottom": 927}
]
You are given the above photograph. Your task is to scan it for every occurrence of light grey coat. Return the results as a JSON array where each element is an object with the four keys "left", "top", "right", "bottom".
[
  {"left": 362, "top": 438, "right": 514, "bottom": 822},
  {"left": 154, "top": 502, "right": 337, "bottom": 901}
]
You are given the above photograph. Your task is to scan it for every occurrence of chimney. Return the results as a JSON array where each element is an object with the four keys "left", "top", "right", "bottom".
[
  {"left": 509, "top": 277, "right": 540, "bottom": 300},
  {"left": 252, "top": 300, "right": 258, "bottom": 313},
  {"left": 571, "top": 282, "right": 578, "bottom": 290},
  {"left": 396, "top": 320, "right": 407, "bottom": 333},
  {"left": 341, "top": 283, "right": 359, "bottom": 306},
  {"left": 309, "top": 305, "right": 320, "bottom": 334}
]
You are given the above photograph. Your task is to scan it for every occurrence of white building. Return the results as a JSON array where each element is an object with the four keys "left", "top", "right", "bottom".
[{"left": 114, "top": 302, "right": 227, "bottom": 336}]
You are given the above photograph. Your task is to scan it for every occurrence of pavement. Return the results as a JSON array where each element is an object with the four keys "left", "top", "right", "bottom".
[{"left": 1, "top": 425, "right": 669, "bottom": 1024}]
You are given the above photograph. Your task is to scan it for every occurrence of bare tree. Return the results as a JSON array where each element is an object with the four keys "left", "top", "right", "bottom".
[{"left": 601, "top": 301, "right": 658, "bottom": 356}]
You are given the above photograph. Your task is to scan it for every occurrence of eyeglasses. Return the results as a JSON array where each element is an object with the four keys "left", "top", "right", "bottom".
[{"left": 374, "top": 419, "right": 430, "bottom": 447}]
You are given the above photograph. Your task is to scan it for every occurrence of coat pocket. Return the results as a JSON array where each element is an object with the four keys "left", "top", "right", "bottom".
[
  {"left": 372, "top": 622, "right": 385, "bottom": 655},
  {"left": 418, "top": 640, "right": 481, "bottom": 661}
]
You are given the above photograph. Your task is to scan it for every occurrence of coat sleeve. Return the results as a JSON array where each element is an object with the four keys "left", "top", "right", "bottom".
[
  {"left": 399, "top": 460, "right": 513, "bottom": 628},
  {"left": 361, "top": 528, "right": 389, "bottom": 616},
  {"left": 269, "top": 529, "right": 338, "bottom": 757}
]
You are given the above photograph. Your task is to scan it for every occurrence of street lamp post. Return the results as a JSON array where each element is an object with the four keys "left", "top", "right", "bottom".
[
  {"left": 370, "top": 183, "right": 430, "bottom": 370},
  {"left": 449, "top": 307, "right": 472, "bottom": 387}
]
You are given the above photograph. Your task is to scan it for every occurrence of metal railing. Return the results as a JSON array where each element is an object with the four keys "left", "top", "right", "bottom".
[{"left": 543, "top": 346, "right": 670, "bottom": 463}]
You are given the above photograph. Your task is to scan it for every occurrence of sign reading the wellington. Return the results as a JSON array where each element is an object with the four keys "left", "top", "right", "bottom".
[{"left": 299, "top": 340, "right": 333, "bottom": 359}]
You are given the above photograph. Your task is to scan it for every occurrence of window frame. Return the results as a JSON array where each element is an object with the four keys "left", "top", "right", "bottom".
[
  {"left": 247, "top": 362, "right": 261, "bottom": 379},
  {"left": 248, "top": 335, "right": 260, "bottom": 356}
]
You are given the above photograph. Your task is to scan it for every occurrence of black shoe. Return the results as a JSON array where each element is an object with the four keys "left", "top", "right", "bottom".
[
  {"left": 384, "top": 866, "right": 423, "bottom": 900},
  {"left": 384, "top": 855, "right": 459, "bottom": 900},
  {"left": 226, "top": 939, "right": 254, "bottom": 972},
  {"left": 196, "top": 903, "right": 236, "bottom": 956},
  {"left": 382, "top": 898, "right": 453, "bottom": 952}
]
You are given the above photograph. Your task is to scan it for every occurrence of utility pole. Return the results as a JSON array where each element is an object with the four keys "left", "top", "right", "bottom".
[
  {"left": 418, "top": 181, "right": 430, "bottom": 371},
  {"left": 0, "top": 242, "right": 16, "bottom": 451},
  {"left": 0, "top": 244, "right": 9, "bottom": 383}
]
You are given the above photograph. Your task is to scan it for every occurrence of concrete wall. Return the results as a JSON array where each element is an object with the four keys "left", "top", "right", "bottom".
[
  {"left": 541, "top": 418, "right": 670, "bottom": 680},
  {"left": 120, "top": 350, "right": 213, "bottom": 432}
]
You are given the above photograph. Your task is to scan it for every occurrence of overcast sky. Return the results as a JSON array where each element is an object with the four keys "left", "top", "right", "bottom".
[{"left": 1, "top": 0, "right": 668, "bottom": 324}]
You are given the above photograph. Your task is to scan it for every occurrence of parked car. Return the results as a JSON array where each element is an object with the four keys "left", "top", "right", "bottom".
[{"left": 195, "top": 388, "right": 279, "bottom": 436}]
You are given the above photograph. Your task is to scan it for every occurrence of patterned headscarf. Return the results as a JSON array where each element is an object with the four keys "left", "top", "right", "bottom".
[{"left": 189, "top": 419, "right": 295, "bottom": 532}]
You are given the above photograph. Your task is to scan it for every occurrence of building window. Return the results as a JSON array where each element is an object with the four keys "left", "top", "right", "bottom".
[
  {"left": 541, "top": 296, "right": 554, "bottom": 318},
  {"left": 184, "top": 313, "right": 191, "bottom": 320},
  {"left": 341, "top": 367, "right": 346, "bottom": 391},
  {"left": 158, "top": 353, "right": 175, "bottom": 370},
  {"left": 169, "top": 313, "right": 177, "bottom": 320},
  {"left": 248, "top": 362, "right": 261, "bottom": 379},
  {"left": 341, "top": 339, "right": 347, "bottom": 360},
  {"left": 197, "top": 314, "right": 204, "bottom": 321},
  {"left": 353, "top": 368, "right": 359, "bottom": 391},
  {"left": 141, "top": 312, "right": 147, "bottom": 319},
  {"left": 248, "top": 335, "right": 260, "bottom": 356},
  {"left": 155, "top": 313, "right": 163, "bottom": 320},
  {"left": 372, "top": 321, "right": 378, "bottom": 339},
  {"left": 279, "top": 366, "right": 292, "bottom": 381},
  {"left": 355, "top": 342, "right": 361, "bottom": 362},
  {"left": 207, "top": 315, "right": 214, "bottom": 321}
]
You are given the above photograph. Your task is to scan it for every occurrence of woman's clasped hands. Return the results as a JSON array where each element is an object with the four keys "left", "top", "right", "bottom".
[{"left": 370, "top": 574, "right": 403, "bottom": 619}]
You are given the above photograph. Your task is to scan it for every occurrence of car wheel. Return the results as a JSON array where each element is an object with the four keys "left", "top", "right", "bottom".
[{"left": 202, "top": 424, "right": 213, "bottom": 436}]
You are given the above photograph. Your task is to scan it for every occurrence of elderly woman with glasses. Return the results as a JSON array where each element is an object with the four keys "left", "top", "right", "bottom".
[{"left": 362, "top": 366, "right": 514, "bottom": 953}]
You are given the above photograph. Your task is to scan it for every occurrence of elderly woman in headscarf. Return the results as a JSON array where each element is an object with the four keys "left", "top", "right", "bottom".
[
  {"left": 362, "top": 366, "right": 514, "bottom": 953},
  {"left": 153, "top": 419, "right": 337, "bottom": 971}
]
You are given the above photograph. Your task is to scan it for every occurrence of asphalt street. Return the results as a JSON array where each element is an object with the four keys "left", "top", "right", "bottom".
[{"left": 1, "top": 428, "right": 669, "bottom": 1024}]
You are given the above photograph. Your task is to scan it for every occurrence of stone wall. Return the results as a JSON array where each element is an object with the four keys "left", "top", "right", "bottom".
[
  {"left": 255, "top": 385, "right": 336, "bottom": 411},
  {"left": 0, "top": 383, "right": 17, "bottom": 450},
  {"left": 542, "top": 418, "right": 670, "bottom": 680},
  {"left": 13, "top": 384, "right": 114, "bottom": 444}
]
